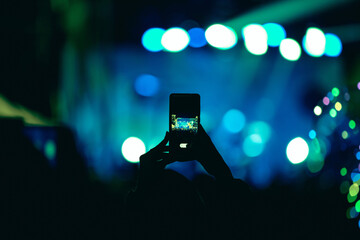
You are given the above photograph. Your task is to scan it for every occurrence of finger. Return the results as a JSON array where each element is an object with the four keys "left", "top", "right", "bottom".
[{"left": 152, "top": 132, "right": 170, "bottom": 151}]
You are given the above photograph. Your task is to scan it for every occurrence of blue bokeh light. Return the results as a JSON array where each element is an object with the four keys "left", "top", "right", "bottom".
[
  {"left": 188, "top": 27, "right": 207, "bottom": 48},
  {"left": 309, "top": 130, "right": 317, "bottom": 139},
  {"left": 324, "top": 33, "right": 342, "bottom": 57},
  {"left": 263, "top": 23, "right": 286, "bottom": 47},
  {"left": 134, "top": 74, "right": 160, "bottom": 97},
  {"left": 222, "top": 109, "right": 246, "bottom": 133},
  {"left": 141, "top": 28, "right": 165, "bottom": 52}
]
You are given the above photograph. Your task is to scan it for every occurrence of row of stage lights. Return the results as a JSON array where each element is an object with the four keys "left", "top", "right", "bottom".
[{"left": 141, "top": 23, "right": 342, "bottom": 61}]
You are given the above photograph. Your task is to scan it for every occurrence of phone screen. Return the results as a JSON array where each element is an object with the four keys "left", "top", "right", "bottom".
[{"left": 169, "top": 93, "right": 200, "bottom": 152}]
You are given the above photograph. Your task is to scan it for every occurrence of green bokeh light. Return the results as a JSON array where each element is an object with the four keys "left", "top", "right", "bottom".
[
  {"left": 347, "top": 193, "right": 357, "bottom": 203},
  {"left": 349, "top": 120, "right": 356, "bottom": 129},
  {"left": 340, "top": 167, "right": 347, "bottom": 176},
  {"left": 332, "top": 87, "right": 340, "bottom": 97},
  {"left": 329, "top": 109, "right": 337, "bottom": 118},
  {"left": 356, "top": 200, "right": 360, "bottom": 212},
  {"left": 340, "top": 181, "right": 350, "bottom": 194},
  {"left": 342, "top": 131, "right": 349, "bottom": 139},
  {"left": 44, "top": 140, "right": 56, "bottom": 160}
]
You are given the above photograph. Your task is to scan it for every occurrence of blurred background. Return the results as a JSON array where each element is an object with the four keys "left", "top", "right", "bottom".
[{"left": 1, "top": 0, "right": 360, "bottom": 238}]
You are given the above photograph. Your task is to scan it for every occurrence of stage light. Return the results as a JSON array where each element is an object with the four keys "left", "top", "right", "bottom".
[
  {"left": 134, "top": 74, "right": 159, "bottom": 97},
  {"left": 247, "top": 121, "right": 272, "bottom": 142},
  {"left": 121, "top": 137, "right": 146, "bottom": 163},
  {"left": 349, "top": 120, "right": 356, "bottom": 129},
  {"left": 341, "top": 167, "right": 347, "bottom": 177},
  {"left": 323, "top": 96, "right": 330, "bottom": 105},
  {"left": 309, "top": 130, "right": 316, "bottom": 139},
  {"left": 205, "top": 24, "right": 238, "bottom": 50},
  {"left": 335, "top": 102, "right": 342, "bottom": 111},
  {"left": 263, "top": 23, "right": 286, "bottom": 47},
  {"left": 243, "top": 134, "right": 264, "bottom": 157},
  {"left": 313, "top": 106, "right": 322, "bottom": 116},
  {"left": 303, "top": 27, "right": 326, "bottom": 57},
  {"left": 332, "top": 87, "right": 340, "bottom": 97},
  {"left": 324, "top": 33, "right": 342, "bottom": 57},
  {"left": 279, "top": 38, "right": 301, "bottom": 61},
  {"left": 142, "top": 28, "right": 165, "bottom": 52},
  {"left": 161, "top": 27, "right": 190, "bottom": 52},
  {"left": 286, "top": 137, "right": 309, "bottom": 164},
  {"left": 188, "top": 27, "right": 207, "bottom": 48},
  {"left": 329, "top": 108, "right": 337, "bottom": 118},
  {"left": 242, "top": 24, "right": 268, "bottom": 55},
  {"left": 222, "top": 109, "right": 246, "bottom": 133}
]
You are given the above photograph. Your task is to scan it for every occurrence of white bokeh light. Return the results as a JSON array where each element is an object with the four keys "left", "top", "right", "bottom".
[
  {"left": 121, "top": 137, "right": 146, "bottom": 163},
  {"left": 286, "top": 137, "right": 309, "bottom": 164}
]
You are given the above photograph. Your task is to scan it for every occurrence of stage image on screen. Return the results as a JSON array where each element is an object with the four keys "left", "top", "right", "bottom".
[{"left": 171, "top": 115, "right": 198, "bottom": 133}]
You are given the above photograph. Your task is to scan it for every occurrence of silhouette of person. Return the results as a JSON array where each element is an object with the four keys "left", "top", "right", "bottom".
[{"left": 125, "top": 124, "right": 254, "bottom": 240}]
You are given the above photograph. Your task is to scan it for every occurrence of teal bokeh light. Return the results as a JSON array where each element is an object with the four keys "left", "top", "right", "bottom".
[
  {"left": 243, "top": 134, "right": 264, "bottom": 157},
  {"left": 263, "top": 23, "right": 286, "bottom": 47},
  {"left": 141, "top": 28, "right": 165, "bottom": 52},
  {"left": 324, "top": 33, "right": 342, "bottom": 57}
]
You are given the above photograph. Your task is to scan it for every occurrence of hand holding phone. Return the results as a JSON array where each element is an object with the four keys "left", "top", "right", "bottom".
[{"left": 169, "top": 93, "right": 200, "bottom": 155}]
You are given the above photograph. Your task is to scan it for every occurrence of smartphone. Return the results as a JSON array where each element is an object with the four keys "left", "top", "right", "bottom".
[{"left": 169, "top": 93, "right": 200, "bottom": 154}]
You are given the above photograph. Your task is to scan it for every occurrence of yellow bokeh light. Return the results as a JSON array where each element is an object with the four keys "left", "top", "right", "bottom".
[{"left": 335, "top": 102, "right": 342, "bottom": 111}]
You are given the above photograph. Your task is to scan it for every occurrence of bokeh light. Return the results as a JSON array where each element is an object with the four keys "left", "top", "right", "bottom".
[
  {"left": 188, "top": 27, "right": 207, "bottom": 48},
  {"left": 335, "top": 102, "right": 342, "bottom": 111},
  {"left": 358, "top": 82, "right": 360, "bottom": 90},
  {"left": 340, "top": 181, "right": 350, "bottom": 194},
  {"left": 44, "top": 139, "right": 56, "bottom": 161},
  {"left": 279, "top": 38, "right": 301, "bottom": 61},
  {"left": 121, "top": 137, "right": 146, "bottom": 163},
  {"left": 286, "top": 137, "right": 309, "bottom": 164},
  {"left": 349, "top": 120, "right": 356, "bottom": 129},
  {"left": 134, "top": 74, "right": 160, "bottom": 97},
  {"left": 323, "top": 96, "right": 330, "bottom": 105},
  {"left": 161, "top": 27, "right": 190, "bottom": 52},
  {"left": 332, "top": 87, "right": 340, "bottom": 97},
  {"left": 243, "top": 134, "right": 264, "bottom": 157},
  {"left": 141, "top": 28, "right": 165, "bottom": 52},
  {"left": 356, "top": 200, "right": 360, "bottom": 212},
  {"left": 303, "top": 27, "right": 326, "bottom": 57},
  {"left": 340, "top": 167, "right": 347, "bottom": 176},
  {"left": 246, "top": 121, "right": 272, "bottom": 142},
  {"left": 324, "top": 33, "right": 342, "bottom": 57},
  {"left": 314, "top": 105, "right": 322, "bottom": 116},
  {"left": 349, "top": 183, "right": 359, "bottom": 197},
  {"left": 342, "top": 131, "right": 349, "bottom": 139},
  {"left": 329, "top": 109, "right": 337, "bottom": 118},
  {"left": 348, "top": 193, "right": 357, "bottom": 203},
  {"left": 205, "top": 24, "right": 238, "bottom": 50},
  {"left": 222, "top": 109, "right": 246, "bottom": 133},
  {"left": 356, "top": 152, "right": 360, "bottom": 160},
  {"left": 263, "top": 23, "right": 286, "bottom": 47},
  {"left": 309, "top": 130, "right": 316, "bottom": 139},
  {"left": 242, "top": 24, "right": 268, "bottom": 55}
]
